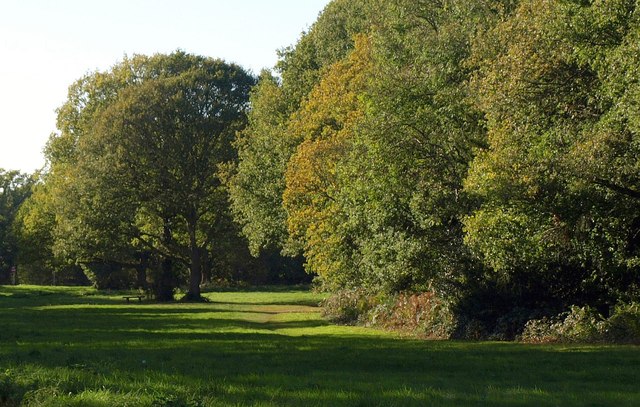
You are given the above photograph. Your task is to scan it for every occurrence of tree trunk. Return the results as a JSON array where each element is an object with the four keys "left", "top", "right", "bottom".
[
  {"left": 155, "top": 256, "right": 174, "bottom": 301},
  {"left": 154, "top": 221, "right": 175, "bottom": 301},
  {"left": 135, "top": 251, "right": 150, "bottom": 289},
  {"left": 185, "top": 217, "right": 203, "bottom": 301},
  {"left": 201, "top": 249, "right": 211, "bottom": 285},
  {"left": 135, "top": 265, "right": 147, "bottom": 290}
]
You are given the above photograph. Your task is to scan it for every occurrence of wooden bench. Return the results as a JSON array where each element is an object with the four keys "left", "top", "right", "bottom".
[{"left": 123, "top": 295, "right": 144, "bottom": 303}]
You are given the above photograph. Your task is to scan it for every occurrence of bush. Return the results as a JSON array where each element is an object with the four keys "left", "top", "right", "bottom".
[
  {"left": 369, "top": 292, "right": 457, "bottom": 339},
  {"left": 322, "top": 290, "right": 456, "bottom": 339},
  {"left": 604, "top": 302, "right": 640, "bottom": 344},
  {"left": 520, "top": 302, "right": 640, "bottom": 344},
  {"left": 321, "top": 288, "right": 375, "bottom": 324},
  {"left": 520, "top": 305, "right": 605, "bottom": 343}
]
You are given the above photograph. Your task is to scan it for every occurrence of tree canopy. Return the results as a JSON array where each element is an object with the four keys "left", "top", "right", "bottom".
[
  {"left": 226, "top": 0, "right": 640, "bottom": 336},
  {"left": 27, "top": 52, "right": 255, "bottom": 300},
  {"left": 0, "top": 169, "right": 33, "bottom": 283},
  {"left": 4, "top": 0, "right": 640, "bottom": 338}
]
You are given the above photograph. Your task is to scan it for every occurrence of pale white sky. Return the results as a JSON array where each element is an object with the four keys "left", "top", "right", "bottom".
[{"left": 0, "top": 0, "right": 331, "bottom": 173}]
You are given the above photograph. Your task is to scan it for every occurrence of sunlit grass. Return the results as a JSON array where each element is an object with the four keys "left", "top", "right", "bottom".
[{"left": 0, "top": 285, "right": 638, "bottom": 406}]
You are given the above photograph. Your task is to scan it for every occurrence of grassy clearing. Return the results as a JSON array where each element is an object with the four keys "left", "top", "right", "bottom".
[{"left": 0, "top": 285, "right": 638, "bottom": 406}]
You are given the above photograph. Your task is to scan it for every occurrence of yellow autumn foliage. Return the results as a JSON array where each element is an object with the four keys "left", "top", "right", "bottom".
[{"left": 283, "top": 34, "right": 372, "bottom": 279}]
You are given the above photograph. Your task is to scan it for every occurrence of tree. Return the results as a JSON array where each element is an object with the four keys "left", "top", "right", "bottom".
[
  {"left": 230, "top": 0, "right": 514, "bottom": 296},
  {"left": 88, "top": 54, "right": 254, "bottom": 300},
  {"left": 223, "top": 71, "right": 295, "bottom": 255},
  {"left": 0, "top": 169, "right": 34, "bottom": 284},
  {"left": 44, "top": 52, "right": 254, "bottom": 300},
  {"left": 13, "top": 175, "right": 88, "bottom": 286},
  {"left": 227, "top": 0, "right": 376, "bottom": 259},
  {"left": 44, "top": 54, "right": 153, "bottom": 290},
  {"left": 464, "top": 0, "right": 640, "bottom": 311},
  {"left": 283, "top": 34, "right": 372, "bottom": 287},
  {"left": 323, "top": 0, "right": 511, "bottom": 293}
]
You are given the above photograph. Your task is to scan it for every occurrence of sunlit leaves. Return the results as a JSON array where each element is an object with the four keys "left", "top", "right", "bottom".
[
  {"left": 465, "top": 0, "right": 640, "bottom": 302},
  {"left": 283, "top": 34, "right": 372, "bottom": 281}
]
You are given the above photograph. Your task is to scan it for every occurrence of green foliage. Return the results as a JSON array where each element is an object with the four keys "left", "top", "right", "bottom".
[
  {"left": 9, "top": 0, "right": 640, "bottom": 343},
  {"left": 91, "top": 53, "right": 254, "bottom": 299},
  {"left": 41, "top": 51, "right": 255, "bottom": 298},
  {"left": 332, "top": 0, "right": 498, "bottom": 293},
  {"left": 276, "top": 0, "right": 375, "bottom": 104},
  {"left": 227, "top": 0, "right": 377, "bottom": 263},
  {"left": 520, "top": 305, "right": 606, "bottom": 344},
  {"left": 231, "top": 1, "right": 510, "bottom": 295},
  {"left": 283, "top": 34, "right": 371, "bottom": 284},
  {"left": 13, "top": 177, "right": 88, "bottom": 286},
  {"left": 604, "top": 302, "right": 640, "bottom": 343},
  {"left": 0, "top": 169, "right": 34, "bottom": 283},
  {"left": 224, "top": 72, "right": 295, "bottom": 255},
  {"left": 79, "top": 263, "right": 137, "bottom": 290},
  {"left": 464, "top": 207, "right": 558, "bottom": 275},
  {"left": 521, "top": 302, "right": 640, "bottom": 344},
  {"left": 465, "top": 0, "right": 640, "bottom": 308}
]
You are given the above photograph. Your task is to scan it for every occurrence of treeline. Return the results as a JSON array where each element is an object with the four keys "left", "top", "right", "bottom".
[
  {"left": 1, "top": 53, "right": 308, "bottom": 299},
  {"left": 1, "top": 0, "right": 639, "bottom": 338},
  {"left": 227, "top": 0, "right": 640, "bottom": 339}
]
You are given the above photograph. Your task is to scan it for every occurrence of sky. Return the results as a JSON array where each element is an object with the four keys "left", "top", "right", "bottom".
[{"left": 0, "top": 0, "right": 331, "bottom": 173}]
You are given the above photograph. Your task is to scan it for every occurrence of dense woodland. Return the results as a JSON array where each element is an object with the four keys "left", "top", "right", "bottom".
[{"left": 1, "top": 0, "right": 639, "bottom": 340}]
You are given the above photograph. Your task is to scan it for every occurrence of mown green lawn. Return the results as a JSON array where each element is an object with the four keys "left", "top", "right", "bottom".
[{"left": 0, "top": 285, "right": 638, "bottom": 406}]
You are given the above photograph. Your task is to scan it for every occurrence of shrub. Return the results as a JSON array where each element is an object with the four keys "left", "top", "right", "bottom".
[
  {"left": 520, "top": 302, "right": 640, "bottom": 344},
  {"left": 322, "top": 290, "right": 456, "bottom": 339},
  {"left": 321, "top": 288, "right": 375, "bottom": 324},
  {"left": 369, "top": 292, "right": 457, "bottom": 339},
  {"left": 603, "top": 302, "right": 640, "bottom": 344},
  {"left": 520, "top": 305, "right": 605, "bottom": 343}
]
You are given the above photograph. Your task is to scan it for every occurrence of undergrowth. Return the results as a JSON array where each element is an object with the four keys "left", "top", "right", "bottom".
[
  {"left": 521, "top": 302, "right": 640, "bottom": 344},
  {"left": 323, "top": 289, "right": 640, "bottom": 344}
]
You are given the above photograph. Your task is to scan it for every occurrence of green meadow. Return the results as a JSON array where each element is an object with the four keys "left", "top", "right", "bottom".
[{"left": 0, "top": 285, "right": 638, "bottom": 406}]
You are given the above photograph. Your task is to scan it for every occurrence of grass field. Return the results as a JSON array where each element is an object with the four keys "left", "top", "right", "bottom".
[{"left": 0, "top": 285, "right": 638, "bottom": 406}]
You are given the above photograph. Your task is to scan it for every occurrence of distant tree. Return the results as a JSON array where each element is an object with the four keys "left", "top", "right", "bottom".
[
  {"left": 13, "top": 176, "right": 89, "bottom": 286},
  {"left": 0, "top": 169, "right": 34, "bottom": 283}
]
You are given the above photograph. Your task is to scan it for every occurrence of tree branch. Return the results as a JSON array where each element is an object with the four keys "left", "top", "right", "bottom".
[{"left": 594, "top": 178, "right": 640, "bottom": 200}]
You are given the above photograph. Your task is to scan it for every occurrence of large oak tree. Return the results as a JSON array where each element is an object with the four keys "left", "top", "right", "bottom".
[{"left": 46, "top": 52, "right": 254, "bottom": 300}]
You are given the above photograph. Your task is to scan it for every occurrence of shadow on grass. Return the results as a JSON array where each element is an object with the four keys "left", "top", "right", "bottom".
[
  {"left": 202, "top": 284, "right": 313, "bottom": 293},
  {"left": 1, "top": 287, "right": 639, "bottom": 406},
  {"left": 1, "top": 285, "right": 323, "bottom": 308},
  {"left": 205, "top": 299, "right": 322, "bottom": 307}
]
